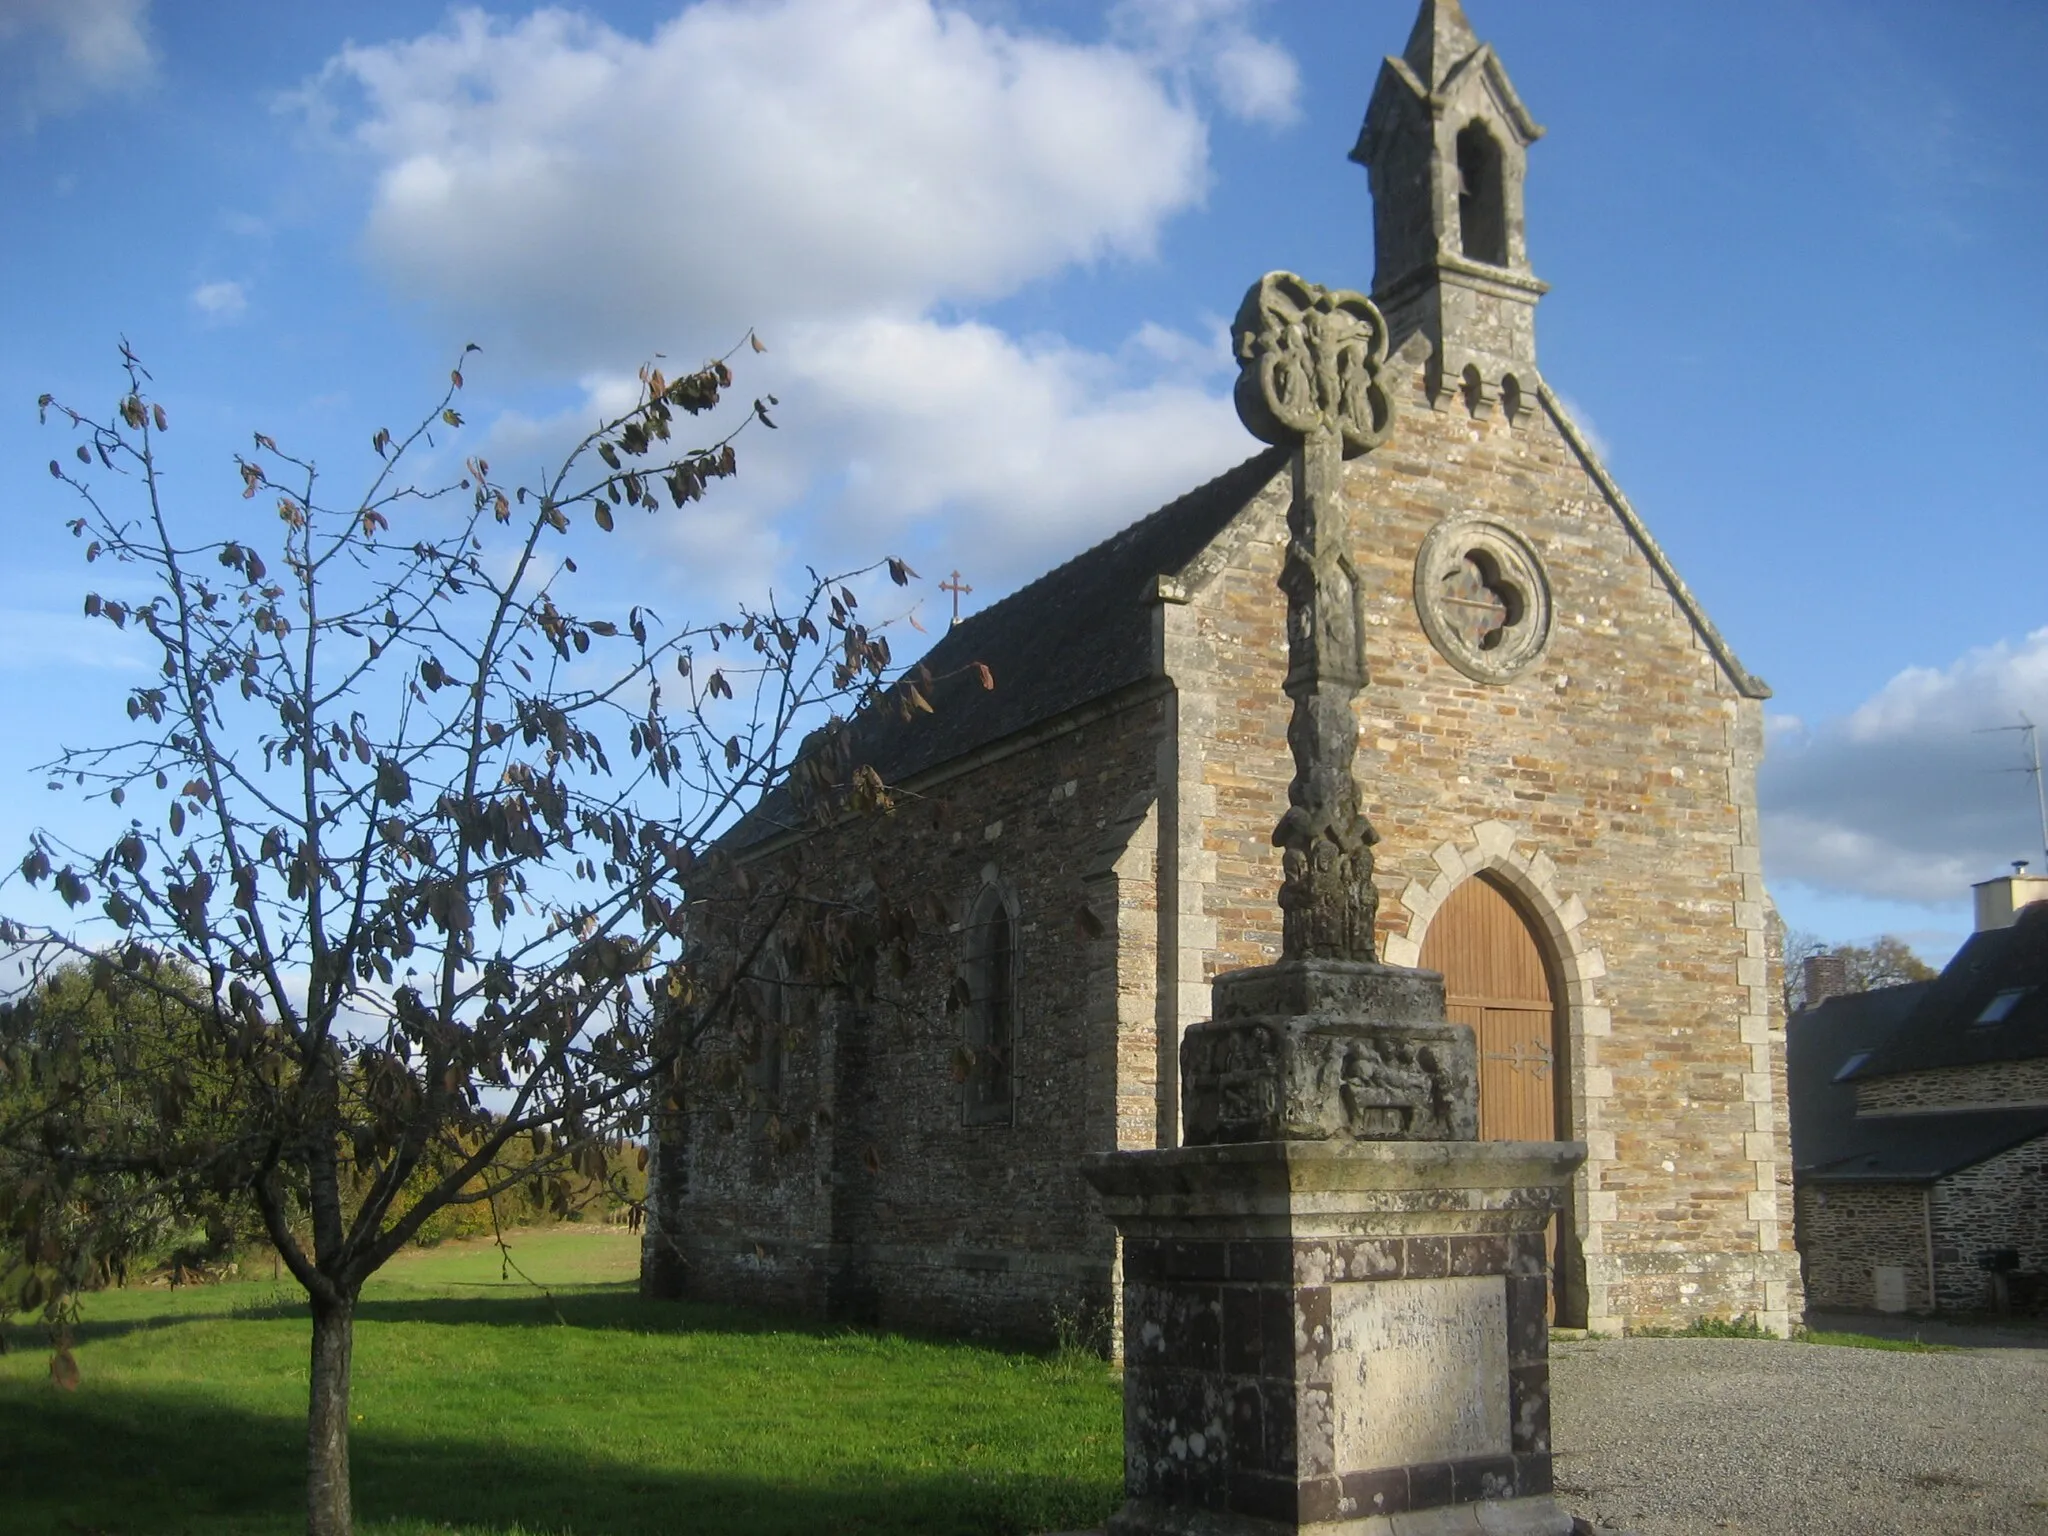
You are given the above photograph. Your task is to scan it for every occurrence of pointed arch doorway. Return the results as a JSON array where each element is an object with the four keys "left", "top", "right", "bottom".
[{"left": 1419, "top": 872, "right": 1581, "bottom": 1323}]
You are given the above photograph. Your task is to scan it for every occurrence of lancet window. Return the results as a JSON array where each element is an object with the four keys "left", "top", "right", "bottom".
[{"left": 962, "top": 883, "right": 1019, "bottom": 1126}]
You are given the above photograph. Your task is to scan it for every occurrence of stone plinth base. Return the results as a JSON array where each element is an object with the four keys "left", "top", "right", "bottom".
[{"left": 1084, "top": 1139, "right": 1584, "bottom": 1536}]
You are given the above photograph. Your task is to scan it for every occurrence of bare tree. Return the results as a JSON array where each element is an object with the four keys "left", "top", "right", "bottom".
[{"left": 1, "top": 341, "right": 930, "bottom": 1536}]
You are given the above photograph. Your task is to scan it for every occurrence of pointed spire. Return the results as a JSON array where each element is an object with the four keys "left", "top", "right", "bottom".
[{"left": 1401, "top": 0, "right": 1480, "bottom": 90}]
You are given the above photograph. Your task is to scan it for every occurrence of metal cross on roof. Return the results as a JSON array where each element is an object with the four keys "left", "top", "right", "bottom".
[{"left": 939, "top": 570, "right": 973, "bottom": 627}]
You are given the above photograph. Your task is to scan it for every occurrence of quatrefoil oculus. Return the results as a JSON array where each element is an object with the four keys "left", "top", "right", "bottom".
[{"left": 1413, "top": 515, "right": 1552, "bottom": 683}]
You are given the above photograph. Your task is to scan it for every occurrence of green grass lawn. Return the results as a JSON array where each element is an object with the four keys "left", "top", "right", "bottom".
[
  {"left": 1801, "top": 1328, "right": 1955, "bottom": 1353},
  {"left": 0, "top": 1228, "right": 1123, "bottom": 1535}
]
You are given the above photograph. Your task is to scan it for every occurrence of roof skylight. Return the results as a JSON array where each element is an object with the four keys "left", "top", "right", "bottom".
[{"left": 1974, "top": 987, "right": 2033, "bottom": 1026}]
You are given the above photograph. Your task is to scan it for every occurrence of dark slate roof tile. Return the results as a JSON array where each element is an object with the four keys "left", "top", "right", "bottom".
[
  {"left": 731, "top": 446, "right": 1286, "bottom": 847},
  {"left": 1802, "top": 1108, "right": 2048, "bottom": 1184},
  {"left": 857, "top": 445, "right": 1287, "bottom": 786},
  {"left": 1851, "top": 901, "right": 2048, "bottom": 1079},
  {"left": 1787, "top": 982, "right": 1933, "bottom": 1174}
]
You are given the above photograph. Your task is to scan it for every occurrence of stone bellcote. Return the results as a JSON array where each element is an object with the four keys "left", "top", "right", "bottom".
[{"left": 1352, "top": 0, "right": 1547, "bottom": 412}]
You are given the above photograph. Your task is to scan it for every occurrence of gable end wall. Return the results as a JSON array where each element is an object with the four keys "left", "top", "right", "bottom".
[
  {"left": 1162, "top": 358, "right": 1799, "bottom": 1333},
  {"left": 1930, "top": 1133, "right": 2048, "bottom": 1311}
]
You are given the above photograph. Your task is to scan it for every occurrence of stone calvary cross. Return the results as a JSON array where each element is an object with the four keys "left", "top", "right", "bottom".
[
  {"left": 1232, "top": 273, "right": 1396, "bottom": 965},
  {"left": 1081, "top": 270, "right": 1587, "bottom": 1536}
]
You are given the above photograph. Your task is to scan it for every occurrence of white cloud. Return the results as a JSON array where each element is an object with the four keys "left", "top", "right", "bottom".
[
  {"left": 1761, "top": 627, "right": 2048, "bottom": 905},
  {"left": 305, "top": 0, "right": 1285, "bottom": 608},
  {"left": 1128, "top": 316, "right": 1233, "bottom": 374},
  {"left": 781, "top": 313, "right": 1247, "bottom": 572},
  {"left": 1207, "top": 33, "right": 1299, "bottom": 127},
  {"left": 309, "top": 1, "right": 1215, "bottom": 368},
  {"left": 0, "top": 0, "right": 154, "bottom": 124},
  {"left": 1111, "top": 0, "right": 1300, "bottom": 127},
  {"left": 477, "top": 315, "right": 1251, "bottom": 606},
  {"left": 191, "top": 280, "right": 247, "bottom": 320}
]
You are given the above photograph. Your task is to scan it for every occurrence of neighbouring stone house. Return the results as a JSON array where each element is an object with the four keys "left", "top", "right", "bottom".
[
  {"left": 642, "top": 0, "right": 1802, "bottom": 1342},
  {"left": 1790, "top": 875, "right": 2048, "bottom": 1316}
]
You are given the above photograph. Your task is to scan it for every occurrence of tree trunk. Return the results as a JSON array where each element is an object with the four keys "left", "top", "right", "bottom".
[{"left": 307, "top": 1290, "right": 356, "bottom": 1536}]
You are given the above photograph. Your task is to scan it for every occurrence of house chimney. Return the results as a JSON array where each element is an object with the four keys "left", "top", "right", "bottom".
[
  {"left": 1802, "top": 951, "right": 1848, "bottom": 1010},
  {"left": 1972, "top": 865, "right": 2048, "bottom": 931}
]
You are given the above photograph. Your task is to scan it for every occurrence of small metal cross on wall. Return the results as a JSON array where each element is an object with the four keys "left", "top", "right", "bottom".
[{"left": 939, "top": 570, "right": 973, "bottom": 627}]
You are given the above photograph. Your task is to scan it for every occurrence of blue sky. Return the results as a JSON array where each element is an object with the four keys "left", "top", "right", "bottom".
[{"left": 4, "top": 0, "right": 2046, "bottom": 964}]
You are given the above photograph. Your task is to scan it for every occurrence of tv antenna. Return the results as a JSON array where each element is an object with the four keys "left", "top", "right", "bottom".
[{"left": 1977, "top": 712, "right": 2048, "bottom": 872}]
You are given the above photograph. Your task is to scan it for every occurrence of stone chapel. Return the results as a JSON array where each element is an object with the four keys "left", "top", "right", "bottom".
[{"left": 642, "top": 0, "right": 1803, "bottom": 1340}]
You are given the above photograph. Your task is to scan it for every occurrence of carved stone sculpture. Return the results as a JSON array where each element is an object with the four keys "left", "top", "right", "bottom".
[
  {"left": 1232, "top": 273, "right": 1397, "bottom": 963},
  {"left": 1182, "top": 964, "right": 1480, "bottom": 1145}
]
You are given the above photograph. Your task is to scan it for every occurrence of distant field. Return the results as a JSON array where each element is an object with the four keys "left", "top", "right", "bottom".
[{"left": 0, "top": 1227, "right": 1122, "bottom": 1535}]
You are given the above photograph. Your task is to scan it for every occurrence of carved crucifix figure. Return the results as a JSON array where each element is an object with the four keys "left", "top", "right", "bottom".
[{"left": 1232, "top": 272, "right": 1397, "bottom": 963}]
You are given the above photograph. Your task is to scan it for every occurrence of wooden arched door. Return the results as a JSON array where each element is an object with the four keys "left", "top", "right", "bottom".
[{"left": 1419, "top": 873, "right": 1577, "bottom": 1320}]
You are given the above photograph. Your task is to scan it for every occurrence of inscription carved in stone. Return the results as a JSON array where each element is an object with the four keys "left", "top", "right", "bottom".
[{"left": 1330, "top": 1275, "right": 1511, "bottom": 1472}]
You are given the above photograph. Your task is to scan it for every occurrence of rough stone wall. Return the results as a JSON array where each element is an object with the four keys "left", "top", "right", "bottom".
[
  {"left": 1793, "top": 1182, "right": 1932, "bottom": 1313},
  {"left": 1930, "top": 1134, "right": 2048, "bottom": 1312},
  {"left": 1161, "top": 355, "right": 1799, "bottom": 1334},
  {"left": 639, "top": 965, "right": 839, "bottom": 1316},
  {"left": 1858, "top": 1059, "right": 2048, "bottom": 1115},
  {"left": 644, "top": 690, "right": 1170, "bottom": 1346}
]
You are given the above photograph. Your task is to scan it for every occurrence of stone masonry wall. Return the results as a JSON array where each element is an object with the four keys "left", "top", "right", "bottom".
[
  {"left": 1930, "top": 1133, "right": 2048, "bottom": 1312},
  {"left": 1794, "top": 1182, "right": 1932, "bottom": 1313},
  {"left": 1857, "top": 1059, "right": 2048, "bottom": 1115},
  {"left": 1160, "top": 354, "right": 1800, "bottom": 1334},
  {"left": 644, "top": 689, "right": 1170, "bottom": 1347}
]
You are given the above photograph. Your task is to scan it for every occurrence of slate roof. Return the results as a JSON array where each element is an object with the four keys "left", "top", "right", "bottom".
[
  {"left": 1786, "top": 981, "right": 1933, "bottom": 1175},
  {"left": 859, "top": 445, "right": 1288, "bottom": 786},
  {"left": 1801, "top": 1108, "right": 2048, "bottom": 1184},
  {"left": 1786, "top": 902, "right": 2048, "bottom": 1186},
  {"left": 1848, "top": 899, "right": 2048, "bottom": 1080},
  {"left": 732, "top": 446, "right": 1287, "bottom": 847}
]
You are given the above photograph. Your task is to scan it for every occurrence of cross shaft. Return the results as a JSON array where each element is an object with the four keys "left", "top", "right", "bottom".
[{"left": 1231, "top": 272, "right": 1397, "bottom": 963}]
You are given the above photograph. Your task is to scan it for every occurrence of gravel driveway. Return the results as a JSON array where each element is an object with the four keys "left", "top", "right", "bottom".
[{"left": 1550, "top": 1335, "right": 2048, "bottom": 1536}]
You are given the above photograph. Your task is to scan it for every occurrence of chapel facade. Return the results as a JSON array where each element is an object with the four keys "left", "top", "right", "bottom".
[{"left": 642, "top": 0, "right": 1803, "bottom": 1341}]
